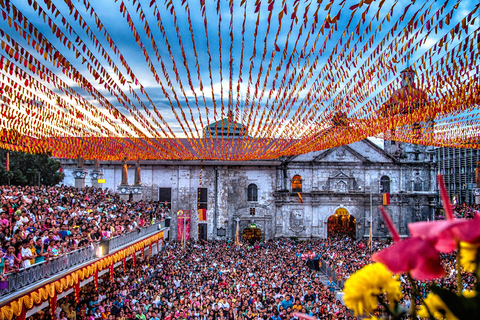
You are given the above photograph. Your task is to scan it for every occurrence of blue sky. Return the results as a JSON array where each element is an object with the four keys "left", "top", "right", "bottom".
[{"left": 1, "top": 0, "right": 478, "bottom": 145}]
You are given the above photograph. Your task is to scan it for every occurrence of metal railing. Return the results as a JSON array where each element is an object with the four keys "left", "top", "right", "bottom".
[
  {"left": 0, "top": 218, "right": 169, "bottom": 298},
  {"left": 319, "top": 259, "right": 346, "bottom": 289},
  {"left": 109, "top": 221, "right": 163, "bottom": 251},
  {"left": 0, "top": 244, "right": 98, "bottom": 298}
]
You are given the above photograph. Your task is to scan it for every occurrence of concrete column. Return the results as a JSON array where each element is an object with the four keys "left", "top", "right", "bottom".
[
  {"left": 90, "top": 171, "right": 103, "bottom": 188},
  {"left": 73, "top": 169, "right": 87, "bottom": 189}
]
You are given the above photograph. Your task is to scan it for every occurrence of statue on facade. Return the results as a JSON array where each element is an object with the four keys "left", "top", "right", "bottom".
[
  {"left": 134, "top": 159, "right": 141, "bottom": 185},
  {"left": 121, "top": 157, "right": 129, "bottom": 185},
  {"left": 76, "top": 156, "right": 84, "bottom": 169},
  {"left": 93, "top": 158, "right": 100, "bottom": 171}
]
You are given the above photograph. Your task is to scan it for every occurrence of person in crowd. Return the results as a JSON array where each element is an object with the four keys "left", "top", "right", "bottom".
[{"left": 0, "top": 185, "right": 168, "bottom": 274}]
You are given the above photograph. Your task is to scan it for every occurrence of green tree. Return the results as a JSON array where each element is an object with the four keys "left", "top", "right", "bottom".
[{"left": 0, "top": 149, "right": 64, "bottom": 186}]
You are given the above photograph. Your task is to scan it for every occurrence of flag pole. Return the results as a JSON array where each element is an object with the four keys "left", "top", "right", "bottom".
[
  {"left": 369, "top": 188, "right": 373, "bottom": 253},
  {"left": 6, "top": 152, "right": 10, "bottom": 186},
  {"left": 182, "top": 214, "right": 186, "bottom": 250}
]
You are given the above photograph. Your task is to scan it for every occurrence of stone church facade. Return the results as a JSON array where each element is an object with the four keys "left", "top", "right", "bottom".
[{"left": 60, "top": 139, "right": 436, "bottom": 240}]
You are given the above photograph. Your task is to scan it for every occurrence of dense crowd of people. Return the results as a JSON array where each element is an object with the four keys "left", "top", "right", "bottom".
[
  {"left": 0, "top": 185, "right": 168, "bottom": 279},
  {"left": 2, "top": 180, "right": 479, "bottom": 320},
  {"left": 29, "top": 240, "right": 354, "bottom": 320},
  {"left": 452, "top": 202, "right": 479, "bottom": 219}
]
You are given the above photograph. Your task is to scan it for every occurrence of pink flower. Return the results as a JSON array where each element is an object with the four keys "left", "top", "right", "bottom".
[
  {"left": 408, "top": 220, "right": 464, "bottom": 253},
  {"left": 372, "top": 236, "right": 445, "bottom": 280},
  {"left": 409, "top": 175, "right": 480, "bottom": 252},
  {"left": 372, "top": 207, "right": 445, "bottom": 280}
]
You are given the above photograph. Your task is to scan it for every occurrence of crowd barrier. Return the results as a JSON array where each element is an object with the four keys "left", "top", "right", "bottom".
[
  {"left": 318, "top": 259, "right": 346, "bottom": 290},
  {"left": 0, "top": 219, "right": 169, "bottom": 298}
]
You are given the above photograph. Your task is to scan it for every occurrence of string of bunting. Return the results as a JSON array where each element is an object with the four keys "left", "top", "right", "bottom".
[{"left": 0, "top": 0, "right": 478, "bottom": 161}]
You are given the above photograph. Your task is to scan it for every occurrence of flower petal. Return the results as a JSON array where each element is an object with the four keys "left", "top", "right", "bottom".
[
  {"left": 451, "top": 213, "right": 480, "bottom": 244},
  {"left": 438, "top": 174, "right": 454, "bottom": 220},
  {"left": 409, "top": 219, "right": 465, "bottom": 253},
  {"left": 372, "top": 237, "right": 445, "bottom": 281}
]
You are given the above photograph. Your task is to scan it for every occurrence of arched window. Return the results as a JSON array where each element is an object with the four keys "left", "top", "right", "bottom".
[
  {"left": 247, "top": 184, "right": 258, "bottom": 202},
  {"left": 380, "top": 176, "right": 391, "bottom": 193},
  {"left": 292, "top": 175, "right": 302, "bottom": 193},
  {"left": 414, "top": 177, "right": 423, "bottom": 191}
]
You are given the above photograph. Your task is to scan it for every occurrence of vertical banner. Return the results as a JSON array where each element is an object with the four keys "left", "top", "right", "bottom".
[
  {"left": 94, "top": 270, "right": 99, "bottom": 291},
  {"left": 74, "top": 282, "right": 80, "bottom": 303},
  {"left": 6, "top": 152, "right": 9, "bottom": 171},
  {"left": 109, "top": 264, "right": 114, "bottom": 282},
  {"left": 177, "top": 210, "right": 191, "bottom": 241},
  {"left": 49, "top": 292, "right": 57, "bottom": 319}
]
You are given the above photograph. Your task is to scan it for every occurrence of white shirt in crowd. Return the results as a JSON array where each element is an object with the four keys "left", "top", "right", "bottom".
[{"left": 21, "top": 247, "right": 33, "bottom": 267}]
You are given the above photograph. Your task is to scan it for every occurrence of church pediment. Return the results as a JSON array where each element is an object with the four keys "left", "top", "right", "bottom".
[
  {"left": 313, "top": 146, "right": 367, "bottom": 163},
  {"left": 332, "top": 171, "right": 350, "bottom": 179},
  {"left": 348, "top": 140, "right": 395, "bottom": 163},
  {"left": 288, "top": 139, "right": 396, "bottom": 164}
]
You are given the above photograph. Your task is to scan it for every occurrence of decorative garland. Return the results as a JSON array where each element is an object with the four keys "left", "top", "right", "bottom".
[{"left": 0, "top": 231, "right": 164, "bottom": 320}]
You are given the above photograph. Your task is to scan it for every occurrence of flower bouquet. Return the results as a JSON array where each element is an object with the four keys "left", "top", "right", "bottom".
[{"left": 343, "top": 175, "right": 480, "bottom": 320}]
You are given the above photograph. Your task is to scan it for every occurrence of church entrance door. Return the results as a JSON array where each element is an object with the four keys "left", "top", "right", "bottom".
[
  {"left": 243, "top": 227, "right": 262, "bottom": 243},
  {"left": 327, "top": 208, "right": 356, "bottom": 239}
]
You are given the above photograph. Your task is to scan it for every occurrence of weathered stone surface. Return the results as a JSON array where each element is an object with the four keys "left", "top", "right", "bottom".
[{"left": 60, "top": 140, "right": 436, "bottom": 240}]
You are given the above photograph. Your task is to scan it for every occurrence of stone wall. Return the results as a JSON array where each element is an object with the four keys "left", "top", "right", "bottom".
[{"left": 59, "top": 141, "right": 436, "bottom": 240}]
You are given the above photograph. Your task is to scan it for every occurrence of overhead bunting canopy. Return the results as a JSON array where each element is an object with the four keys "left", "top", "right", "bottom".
[{"left": 0, "top": 0, "right": 478, "bottom": 160}]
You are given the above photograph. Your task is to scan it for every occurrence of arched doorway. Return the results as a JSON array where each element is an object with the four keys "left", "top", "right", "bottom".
[
  {"left": 327, "top": 208, "right": 356, "bottom": 239},
  {"left": 243, "top": 224, "right": 262, "bottom": 243}
]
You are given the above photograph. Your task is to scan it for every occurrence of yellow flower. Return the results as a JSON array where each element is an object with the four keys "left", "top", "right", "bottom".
[
  {"left": 459, "top": 242, "right": 480, "bottom": 273},
  {"left": 343, "top": 263, "right": 402, "bottom": 317},
  {"left": 462, "top": 290, "right": 477, "bottom": 298},
  {"left": 418, "top": 293, "right": 458, "bottom": 320}
]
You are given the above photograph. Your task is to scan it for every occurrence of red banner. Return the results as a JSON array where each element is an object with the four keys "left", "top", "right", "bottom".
[
  {"left": 177, "top": 210, "right": 191, "bottom": 241},
  {"left": 74, "top": 282, "right": 80, "bottom": 303},
  {"left": 49, "top": 292, "right": 57, "bottom": 319},
  {"left": 94, "top": 270, "right": 98, "bottom": 291}
]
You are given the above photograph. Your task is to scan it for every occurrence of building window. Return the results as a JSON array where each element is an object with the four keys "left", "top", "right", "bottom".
[
  {"left": 414, "top": 178, "right": 423, "bottom": 191},
  {"left": 198, "top": 188, "right": 208, "bottom": 210},
  {"left": 292, "top": 175, "right": 302, "bottom": 193},
  {"left": 159, "top": 188, "right": 172, "bottom": 209},
  {"left": 250, "top": 208, "right": 256, "bottom": 216},
  {"left": 247, "top": 184, "right": 258, "bottom": 202},
  {"left": 380, "top": 176, "right": 391, "bottom": 193}
]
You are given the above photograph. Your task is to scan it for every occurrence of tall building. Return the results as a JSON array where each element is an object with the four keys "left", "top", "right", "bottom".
[{"left": 436, "top": 147, "right": 480, "bottom": 204}]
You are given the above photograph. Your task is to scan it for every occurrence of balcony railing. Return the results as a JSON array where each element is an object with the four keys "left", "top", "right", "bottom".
[
  {"left": 109, "top": 222, "right": 164, "bottom": 251},
  {"left": 0, "top": 219, "right": 169, "bottom": 299}
]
